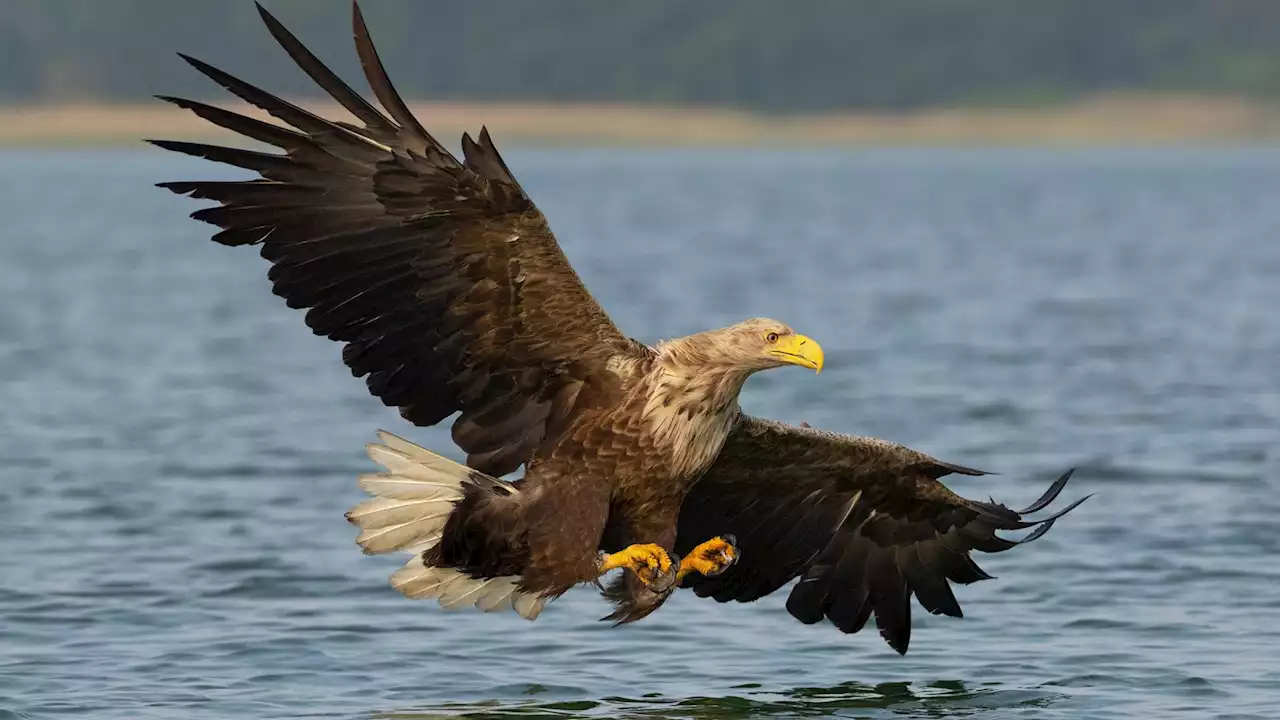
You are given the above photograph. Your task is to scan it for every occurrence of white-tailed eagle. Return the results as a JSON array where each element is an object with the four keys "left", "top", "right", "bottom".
[{"left": 152, "top": 2, "right": 1085, "bottom": 654}]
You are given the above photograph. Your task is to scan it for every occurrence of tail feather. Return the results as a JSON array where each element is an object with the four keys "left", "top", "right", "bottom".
[
  {"left": 390, "top": 563, "right": 456, "bottom": 598},
  {"left": 356, "top": 474, "right": 462, "bottom": 500},
  {"left": 439, "top": 574, "right": 505, "bottom": 608},
  {"left": 348, "top": 430, "right": 546, "bottom": 620},
  {"left": 365, "top": 444, "right": 462, "bottom": 483},
  {"left": 373, "top": 429, "right": 446, "bottom": 462},
  {"left": 474, "top": 578, "right": 519, "bottom": 613},
  {"left": 347, "top": 496, "right": 455, "bottom": 530},
  {"left": 513, "top": 593, "right": 549, "bottom": 620}
]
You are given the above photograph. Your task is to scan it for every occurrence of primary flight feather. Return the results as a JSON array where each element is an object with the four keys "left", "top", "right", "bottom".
[{"left": 152, "top": 1, "right": 1085, "bottom": 654}]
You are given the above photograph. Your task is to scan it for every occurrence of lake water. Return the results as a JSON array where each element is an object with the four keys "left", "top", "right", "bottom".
[{"left": 1, "top": 147, "right": 1277, "bottom": 719}]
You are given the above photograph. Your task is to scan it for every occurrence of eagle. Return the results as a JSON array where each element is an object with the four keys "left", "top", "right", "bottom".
[{"left": 151, "top": 2, "right": 1086, "bottom": 654}]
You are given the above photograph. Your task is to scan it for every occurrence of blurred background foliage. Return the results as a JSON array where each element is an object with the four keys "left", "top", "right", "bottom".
[{"left": 2, "top": 0, "right": 1280, "bottom": 110}]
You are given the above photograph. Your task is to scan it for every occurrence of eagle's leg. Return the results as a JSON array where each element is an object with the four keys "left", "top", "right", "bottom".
[
  {"left": 598, "top": 543, "right": 677, "bottom": 592},
  {"left": 676, "top": 534, "right": 739, "bottom": 581}
]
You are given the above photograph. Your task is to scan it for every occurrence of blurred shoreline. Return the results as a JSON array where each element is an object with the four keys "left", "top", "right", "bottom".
[{"left": 4, "top": 92, "right": 1280, "bottom": 148}]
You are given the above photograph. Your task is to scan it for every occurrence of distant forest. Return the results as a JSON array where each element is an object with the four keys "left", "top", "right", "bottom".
[{"left": 2, "top": 0, "right": 1280, "bottom": 111}]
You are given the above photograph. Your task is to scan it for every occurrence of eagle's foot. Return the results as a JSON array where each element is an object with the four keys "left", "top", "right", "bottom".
[
  {"left": 677, "top": 534, "right": 739, "bottom": 581},
  {"left": 598, "top": 543, "right": 676, "bottom": 592}
]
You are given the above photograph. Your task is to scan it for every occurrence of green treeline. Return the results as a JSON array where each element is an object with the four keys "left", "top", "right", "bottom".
[{"left": 2, "top": 0, "right": 1279, "bottom": 111}]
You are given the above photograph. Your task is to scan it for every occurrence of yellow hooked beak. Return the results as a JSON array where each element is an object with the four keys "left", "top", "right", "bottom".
[{"left": 767, "top": 334, "right": 824, "bottom": 373}]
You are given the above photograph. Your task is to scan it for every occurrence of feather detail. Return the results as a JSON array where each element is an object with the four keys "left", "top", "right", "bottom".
[{"left": 350, "top": 431, "right": 544, "bottom": 619}]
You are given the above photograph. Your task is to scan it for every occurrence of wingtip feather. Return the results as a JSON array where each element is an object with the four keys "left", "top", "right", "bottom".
[
  {"left": 175, "top": 52, "right": 212, "bottom": 75},
  {"left": 1018, "top": 468, "right": 1076, "bottom": 515}
]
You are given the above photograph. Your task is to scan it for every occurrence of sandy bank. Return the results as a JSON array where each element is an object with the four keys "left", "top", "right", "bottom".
[{"left": 3, "top": 93, "right": 1280, "bottom": 148}]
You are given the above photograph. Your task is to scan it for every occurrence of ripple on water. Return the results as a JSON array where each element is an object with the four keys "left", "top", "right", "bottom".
[{"left": 374, "top": 680, "right": 1066, "bottom": 719}]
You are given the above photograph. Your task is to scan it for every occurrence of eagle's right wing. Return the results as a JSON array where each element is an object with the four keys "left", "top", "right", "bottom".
[
  {"left": 152, "top": 3, "right": 640, "bottom": 475},
  {"left": 676, "top": 416, "right": 1086, "bottom": 654}
]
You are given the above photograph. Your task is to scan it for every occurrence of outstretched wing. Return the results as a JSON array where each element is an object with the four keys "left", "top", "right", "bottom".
[
  {"left": 151, "top": 3, "right": 640, "bottom": 476},
  {"left": 676, "top": 416, "right": 1086, "bottom": 654}
]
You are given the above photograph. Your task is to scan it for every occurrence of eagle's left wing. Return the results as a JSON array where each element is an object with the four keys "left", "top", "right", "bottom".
[
  {"left": 150, "top": 4, "right": 644, "bottom": 477},
  {"left": 675, "top": 415, "right": 1085, "bottom": 654}
]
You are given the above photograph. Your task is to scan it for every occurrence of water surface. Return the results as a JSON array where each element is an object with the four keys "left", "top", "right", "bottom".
[{"left": 1, "top": 147, "right": 1277, "bottom": 719}]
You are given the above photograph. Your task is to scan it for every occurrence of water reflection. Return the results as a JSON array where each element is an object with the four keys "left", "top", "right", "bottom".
[{"left": 375, "top": 679, "right": 1063, "bottom": 719}]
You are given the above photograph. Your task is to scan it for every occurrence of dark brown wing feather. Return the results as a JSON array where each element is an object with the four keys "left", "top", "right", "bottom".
[
  {"left": 151, "top": 3, "right": 638, "bottom": 475},
  {"left": 676, "top": 416, "right": 1086, "bottom": 655}
]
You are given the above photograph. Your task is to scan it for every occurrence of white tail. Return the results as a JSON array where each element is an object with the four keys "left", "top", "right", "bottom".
[{"left": 347, "top": 430, "right": 547, "bottom": 620}]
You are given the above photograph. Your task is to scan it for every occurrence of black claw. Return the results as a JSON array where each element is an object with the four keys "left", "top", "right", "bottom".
[{"left": 647, "top": 564, "right": 678, "bottom": 594}]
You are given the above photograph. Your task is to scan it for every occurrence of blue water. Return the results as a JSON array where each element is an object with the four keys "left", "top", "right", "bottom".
[{"left": 1, "top": 147, "right": 1278, "bottom": 719}]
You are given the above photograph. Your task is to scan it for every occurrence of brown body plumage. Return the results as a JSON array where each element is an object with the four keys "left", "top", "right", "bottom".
[
  {"left": 433, "top": 320, "right": 805, "bottom": 600},
  {"left": 153, "top": 2, "right": 1086, "bottom": 654}
]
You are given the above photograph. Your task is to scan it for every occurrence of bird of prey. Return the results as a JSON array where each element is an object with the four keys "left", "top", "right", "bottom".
[{"left": 151, "top": 2, "right": 1085, "bottom": 654}]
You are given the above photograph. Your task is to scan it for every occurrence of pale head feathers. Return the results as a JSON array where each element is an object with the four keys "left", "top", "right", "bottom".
[
  {"left": 641, "top": 318, "right": 821, "bottom": 478},
  {"left": 656, "top": 318, "right": 800, "bottom": 373}
]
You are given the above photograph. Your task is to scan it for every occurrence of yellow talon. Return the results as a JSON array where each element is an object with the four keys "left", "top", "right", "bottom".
[
  {"left": 677, "top": 535, "right": 739, "bottom": 581},
  {"left": 599, "top": 543, "right": 676, "bottom": 590}
]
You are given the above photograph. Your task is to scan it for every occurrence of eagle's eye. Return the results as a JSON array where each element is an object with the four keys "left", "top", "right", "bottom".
[{"left": 765, "top": 332, "right": 780, "bottom": 344}]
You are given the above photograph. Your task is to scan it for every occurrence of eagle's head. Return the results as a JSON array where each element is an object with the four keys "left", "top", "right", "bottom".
[
  {"left": 649, "top": 319, "right": 825, "bottom": 471},
  {"left": 692, "top": 317, "right": 825, "bottom": 374}
]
